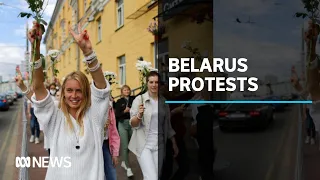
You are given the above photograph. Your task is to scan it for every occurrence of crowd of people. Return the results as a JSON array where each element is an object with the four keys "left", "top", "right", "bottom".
[{"left": 13, "top": 21, "right": 217, "bottom": 180}]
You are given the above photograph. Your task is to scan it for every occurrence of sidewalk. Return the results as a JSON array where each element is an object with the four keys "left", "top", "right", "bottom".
[
  {"left": 303, "top": 133, "right": 320, "bottom": 180},
  {"left": 14, "top": 107, "right": 143, "bottom": 180}
]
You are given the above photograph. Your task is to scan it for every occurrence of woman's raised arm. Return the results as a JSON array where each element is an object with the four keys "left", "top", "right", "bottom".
[
  {"left": 69, "top": 24, "right": 107, "bottom": 89},
  {"left": 28, "top": 21, "right": 47, "bottom": 101}
]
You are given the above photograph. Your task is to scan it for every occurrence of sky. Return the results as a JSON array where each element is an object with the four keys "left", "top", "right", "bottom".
[
  {"left": 214, "top": 0, "right": 310, "bottom": 83},
  {"left": 0, "top": 0, "right": 57, "bottom": 81}
]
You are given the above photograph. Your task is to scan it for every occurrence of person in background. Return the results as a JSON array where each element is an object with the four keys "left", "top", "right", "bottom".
[
  {"left": 187, "top": 87, "right": 216, "bottom": 180},
  {"left": 48, "top": 83, "right": 57, "bottom": 97},
  {"left": 115, "top": 85, "right": 135, "bottom": 177},
  {"left": 161, "top": 82, "right": 193, "bottom": 180},
  {"left": 54, "top": 90, "right": 61, "bottom": 107},
  {"left": 129, "top": 71, "right": 179, "bottom": 180},
  {"left": 27, "top": 94, "right": 40, "bottom": 144},
  {"left": 304, "top": 95, "right": 316, "bottom": 145},
  {"left": 102, "top": 96, "right": 120, "bottom": 180},
  {"left": 292, "top": 20, "right": 320, "bottom": 150}
]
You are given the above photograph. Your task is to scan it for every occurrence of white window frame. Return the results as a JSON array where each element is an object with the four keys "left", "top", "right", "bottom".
[
  {"left": 118, "top": 55, "right": 126, "bottom": 86},
  {"left": 117, "top": 0, "right": 124, "bottom": 28},
  {"left": 97, "top": 18, "right": 102, "bottom": 42}
]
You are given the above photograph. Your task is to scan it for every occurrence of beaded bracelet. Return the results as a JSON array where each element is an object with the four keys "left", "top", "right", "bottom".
[
  {"left": 21, "top": 87, "right": 30, "bottom": 95},
  {"left": 83, "top": 51, "right": 97, "bottom": 65},
  {"left": 88, "top": 61, "right": 100, "bottom": 72},
  {"left": 30, "top": 59, "right": 42, "bottom": 70}
]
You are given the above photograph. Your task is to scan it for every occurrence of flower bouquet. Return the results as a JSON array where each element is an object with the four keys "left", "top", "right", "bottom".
[
  {"left": 103, "top": 71, "right": 118, "bottom": 85},
  {"left": 136, "top": 58, "right": 158, "bottom": 96}
]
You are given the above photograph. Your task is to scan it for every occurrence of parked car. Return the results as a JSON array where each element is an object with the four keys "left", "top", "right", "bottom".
[
  {"left": 7, "top": 91, "right": 17, "bottom": 101},
  {"left": 0, "top": 94, "right": 10, "bottom": 111},
  {"left": 16, "top": 92, "right": 23, "bottom": 98},
  {"left": 261, "top": 95, "right": 286, "bottom": 111},
  {"left": 1, "top": 93, "right": 13, "bottom": 105},
  {"left": 218, "top": 103, "right": 274, "bottom": 131}
]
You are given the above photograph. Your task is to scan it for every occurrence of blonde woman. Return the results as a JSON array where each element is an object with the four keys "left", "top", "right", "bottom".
[
  {"left": 129, "top": 71, "right": 179, "bottom": 180},
  {"left": 20, "top": 22, "right": 111, "bottom": 180},
  {"left": 115, "top": 85, "right": 135, "bottom": 177},
  {"left": 292, "top": 20, "right": 320, "bottom": 150}
]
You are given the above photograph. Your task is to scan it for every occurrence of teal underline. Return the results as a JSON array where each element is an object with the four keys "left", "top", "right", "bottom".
[{"left": 165, "top": 101, "right": 313, "bottom": 104}]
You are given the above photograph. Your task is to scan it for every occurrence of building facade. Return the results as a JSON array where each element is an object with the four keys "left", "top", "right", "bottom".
[{"left": 43, "top": 0, "right": 159, "bottom": 96}]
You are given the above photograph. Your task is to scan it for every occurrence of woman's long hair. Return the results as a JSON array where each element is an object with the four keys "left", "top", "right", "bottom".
[{"left": 59, "top": 71, "right": 91, "bottom": 135}]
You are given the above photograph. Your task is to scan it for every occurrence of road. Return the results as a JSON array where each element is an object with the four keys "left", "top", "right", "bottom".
[
  {"left": 0, "top": 98, "right": 22, "bottom": 179},
  {"left": 211, "top": 105, "right": 299, "bottom": 180}
]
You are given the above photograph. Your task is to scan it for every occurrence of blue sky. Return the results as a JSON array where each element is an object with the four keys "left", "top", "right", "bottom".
[
  {"left": 214, "top": 0, "right": 308, "bottom": 82},
  {"left": 0, "top": 0, "right": 56, "bottom": 81}
]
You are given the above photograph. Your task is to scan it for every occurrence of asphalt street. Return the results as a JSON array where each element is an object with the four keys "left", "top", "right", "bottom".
[
  {"left": 211, "top": 105, "right": 299, "bottom": 180},
  {"left": 0, "top": 98, "right": 21, "bottom": 179}
]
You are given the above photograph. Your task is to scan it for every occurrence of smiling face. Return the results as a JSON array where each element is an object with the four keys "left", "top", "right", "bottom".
[
  {"left": 147, "top": 75, "right": 159, "bottom": 94},
  {"left": 122, "top": 87, "right": 131, "bottom": 97},
  {"left": 63, "top": 79, "right": 83, "bottom": 110}
]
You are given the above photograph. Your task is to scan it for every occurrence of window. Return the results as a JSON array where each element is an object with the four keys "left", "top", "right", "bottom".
[
  {"left": 118, "top": 55, "right": 126, "bottom": 85},
  {"left": 117, "top": 0, "right": 124, "bottom": 28},
  {"left": 97, "top": 17, "right": 102, "bottom": 42}
]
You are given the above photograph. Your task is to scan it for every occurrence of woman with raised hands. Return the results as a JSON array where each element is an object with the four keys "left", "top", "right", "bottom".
[
  {"left": 291, "top": 20, "right": 320, "bottom": 150},
  {"left": 26, "top": 21, "right": 110, "bottom": 180}
]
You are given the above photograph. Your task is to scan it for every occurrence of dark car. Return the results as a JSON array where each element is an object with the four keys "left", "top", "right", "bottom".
[
  {"left": 261, "top": 95, "right": 286, "bottom": 111},
  {"left": 218, "top": 103, "right": 274, "bottom": 131},
  {"left": 7, "top": 91, "right": 17, "bottom": 101},
  {"left": 0, "top": 94, "right": 10, "bottom": 111},
  {"left": 16, "top": 92, "right": 23, "bottom": 98},
  {"left": 2, "top": 93, "right": 14, "bottom": 105}
]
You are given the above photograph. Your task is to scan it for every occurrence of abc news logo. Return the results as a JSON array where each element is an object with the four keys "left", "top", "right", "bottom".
[{"left": 15, "top": 156, "right": 71, "bottom": 168}]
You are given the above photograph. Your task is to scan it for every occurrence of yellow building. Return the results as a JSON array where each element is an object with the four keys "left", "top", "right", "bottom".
[{"left": 43, "top": 0, "right": 159, "bottom": 97}]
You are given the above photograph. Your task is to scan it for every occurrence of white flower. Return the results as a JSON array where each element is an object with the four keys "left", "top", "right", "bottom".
[
  {"left": 136, "top": 60, "right": 152, "bottom": 71},
  {"left": 47, "top": 49, "right": 60, "bottom": 58},
  {"left": 104, "top": 71, "right": 117, "bottom": 78},
  {"left": 148, "top": 67, "right": 158, "bottom": 72}
]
